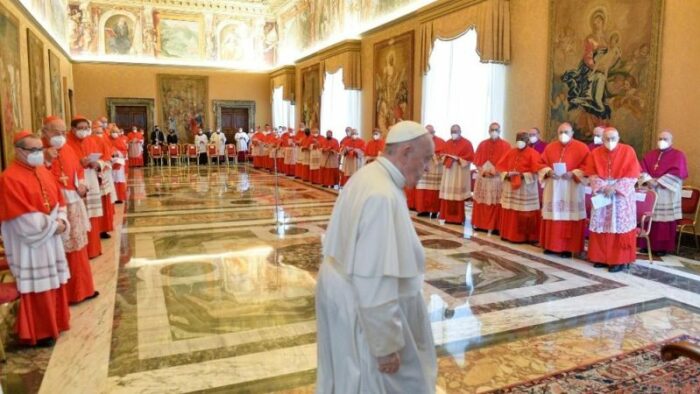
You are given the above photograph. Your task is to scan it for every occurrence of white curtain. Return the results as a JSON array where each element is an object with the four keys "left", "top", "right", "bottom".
[
  {"left": 421, "top": 29, "right": 505, "bottom": 143},
  {"left": 272, "top": 86, "right": 296, "bottom": 129},
  {"left": 320, "top": 69, "right": 361, "bottom": 135}
]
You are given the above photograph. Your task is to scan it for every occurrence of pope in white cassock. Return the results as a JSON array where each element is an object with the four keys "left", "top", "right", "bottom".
[{"left": 316, "top": 121, "right": 437, "bottom": 393}]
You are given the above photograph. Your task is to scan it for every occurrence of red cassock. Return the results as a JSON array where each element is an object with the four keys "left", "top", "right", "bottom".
[
  {"left": 364, "top": 139, "right": 385, "bottom": 162},
  {"left": 265, "top": 133, "right": 279, "bottom": 171},
  {"left": 0, "top": 162, "right": 70, "bottom": 344},
  {"left": 96, "top": 135, "right": 116, "bottom": 234},
  {"left": 112, "top": 135, "right": 129, "bottom": 202},
  {"left": 308, "top": 136, "right": 324, "bottom": 184},
  {"left": 439, "top": 137, "right": 475, "bottom": 224},
  {"left": 584, "top": 145, "right": 641, "bottom": 265},
  {"left": 251, "top": 132, "right": 265, "bottom": 169},
  {"left": 321, "top": 137, "right": 340, "bottom": 187},
  {"left": 42, "top": 141, "right": 97, "bottom": 304},
  {"left": 278, "top": 133, "right": 291, "bottom": 174},
  {"left": 539, "top": 140, "right": 590, "bottom": 254},
  {"left": 472, "top": 138, "right": 511, "bottom": 231},
  {"left": 294, "top": 132, "right": 306, "bottom": 178},
  {"left": 415, "top": 135, "right": 446, "bottom": 214},
  {"left": 67, "top": 133, "right": 104, "bottom": 259},
  {"left": 496, "top": 147, "right": 543, "bottom": 243},
  {"left": 340, "top": 138, "right": 366, "bottom": 186}
]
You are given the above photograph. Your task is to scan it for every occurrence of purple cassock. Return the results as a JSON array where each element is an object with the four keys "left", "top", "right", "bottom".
[
  {"left": 530, "top": 140, "right": 548, "bottom": 154},
  {"left": 638, "top": 147, "right": 689, "bottom": 253}
]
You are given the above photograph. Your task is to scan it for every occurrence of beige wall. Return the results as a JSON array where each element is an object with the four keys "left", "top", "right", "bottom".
[
  {"left": 1, "top": 0, "right": 74, "bottom": 166},
  {"left": 73, "top": 63, "right": 271, "bottom": 135}
]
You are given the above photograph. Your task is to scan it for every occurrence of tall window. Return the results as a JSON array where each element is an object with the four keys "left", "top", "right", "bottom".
[
  {"left": 422, "top": 29, "right": 505, "bottom": 143},
  {"left": 320, "top": 69, "right": 361, "bottom": 134},
  {"left": 272, "top": 86, "right": 295, "bottom": 129}
]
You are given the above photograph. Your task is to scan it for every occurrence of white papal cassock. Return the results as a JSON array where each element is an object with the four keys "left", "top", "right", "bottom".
[{"left": 316, "top": 157, "right": 437, "bottom": 393}]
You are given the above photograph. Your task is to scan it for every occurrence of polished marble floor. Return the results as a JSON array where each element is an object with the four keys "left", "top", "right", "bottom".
[{"left": 2, "top": 164, "right": 700, "bottom": 393}]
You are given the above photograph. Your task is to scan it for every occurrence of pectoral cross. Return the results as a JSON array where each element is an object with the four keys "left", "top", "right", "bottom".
[{"left": 59, "top": 172, "right": 69, "bottom": 187}]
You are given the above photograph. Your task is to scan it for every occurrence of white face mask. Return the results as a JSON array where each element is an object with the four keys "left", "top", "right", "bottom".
[
  {"left": 657, "top": 140, "right": 670, "bottom": 150},
  {"left": 516, "top": 140, "right": 527, "bottom": 149},
  {"left": 75, "top": 129, "right": 89, "bottom": 139},
  {"left": 451, "top": 133, "right": 459, "bottom": 141},
  {"left": 372, "top": 134, "right": 380, "bottom": 141},
  {"left": 529, "top": 135, "right": 538, "bottom": 144},
  {"left": 50, "top": 135, "right": 66, "bottom": 149},
  {"left": 111, "top": 133, "right": 118, "bottom": 138},
  {"left": 558, "top": 133, "right": 571, "bottom": 144},
  {"left": 489, "top": 131, "right": 500, "bottom": 140},
  {"left": 605, "top": 140, "right": 618, "bottom": 151},
  {"left": 593, "top": 135, "right": 602, "bottom": 144},
  {"left": 27, "top": 151, "right": 44, "bottom": 167}
]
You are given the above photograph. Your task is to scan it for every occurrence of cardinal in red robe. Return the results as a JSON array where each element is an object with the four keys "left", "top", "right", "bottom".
[
  {"left": 472, "top": 123, "right": 511, "bottom": 232},
  {"left": 0, "top": 131, "right": 71, "bottom": 346},
  {"left": 438, "top": 125, "right": 474, "bottom": 224},
  {"left": 496, "top": 132, "right": 544, "bottom": 243}
]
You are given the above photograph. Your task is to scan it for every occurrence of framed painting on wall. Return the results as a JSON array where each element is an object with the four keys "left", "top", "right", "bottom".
[
  {"left": 157, "top": 74, "right": 208, "bottom": 142},
  {"left": 373, "top": 31, "right": 413, "bottom": 135},
  {"left": 301, "top": 64, "right": 320, "bottom": 130},
  {"left": 155, "top": 13, "right": 204, "bottom": 59},
  {"left": 0, "top": 3, "right": 23, "bottom": 168},
  {"left": 48, "top": 49, "right": 64, "bottom": 118},
  {"left": 546, "top": 0, "right": 664, "bottom": 154},
  {"left": 27, "top": 28, "right": 47, "bottom": 133}
]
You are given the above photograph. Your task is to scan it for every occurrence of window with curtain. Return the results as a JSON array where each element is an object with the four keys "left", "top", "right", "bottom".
[
  {"left": 271, "top": 86, "right": 295, "bottom": 129},
  {"left": 421, "top": 29, "right": 505, "bottom": 143},
  {"left": 320, "top": 69, "right": 361, "bottom": 135}
]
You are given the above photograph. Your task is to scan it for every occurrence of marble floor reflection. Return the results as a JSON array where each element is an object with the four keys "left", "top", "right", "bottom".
[{"left": 2, "top": 164, "right": 700, "bottom": 393}]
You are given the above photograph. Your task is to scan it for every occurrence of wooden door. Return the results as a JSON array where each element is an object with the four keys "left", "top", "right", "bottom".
[
  {"left": 114, "top": 106, "right": 148, "bottom": 131},
  {"left": 221, "top": 107, "right": 248, "bottom": 142}
]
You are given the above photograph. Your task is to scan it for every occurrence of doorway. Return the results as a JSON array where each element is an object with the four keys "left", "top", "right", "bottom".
[
  {"left": 114, "top": 105, "right": 148, "bottom": 131},
  {"left": 220, "top": 107, "right": 249, "bottom": 142},
  {"left": 213, "top": 100, "right": 256, "bottom": 143}
]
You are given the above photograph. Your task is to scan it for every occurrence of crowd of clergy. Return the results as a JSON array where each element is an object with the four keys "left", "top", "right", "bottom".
[
  {"left": 0, "top": 113, "right": 690, "bottom": 348},
  {"left": 249, "top": 121, "right": 689, "bottom": 275},
  {"left": 0, "top": 115, "right": 132, "bottom": 347}
]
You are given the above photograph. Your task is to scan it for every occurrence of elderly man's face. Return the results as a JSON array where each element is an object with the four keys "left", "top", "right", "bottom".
[
  {"left": 15, "top": 137, "right": 43, "bottom": 165},
  {"left": 403, "top": 135, "right": 435, "bottom": 188},
  {"left": 43, "top": 120, "right": 66, "bottom": 139}
]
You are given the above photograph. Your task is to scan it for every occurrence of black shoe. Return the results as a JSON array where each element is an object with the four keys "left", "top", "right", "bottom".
[
  {"left": 560, "top": 252, "right": 573, "bottom": 258},
  {"left": 85, "top": 291, "right": 100, "bottom": 301},
  {"left": 100, "top": 232, "right": 111, "bottom": 239},
  {"left": 639, "top": 248, "right": 648, "bottom": 254},
  {"left": 115, "top": 200, "right": 123, "bottom": 204},
  {"left": 543, "top": 249, "right": 557, "bottom": 255},
  {"left": 608, "top": 264, "right": 626, "bottom": 273},
  {"left": 417, "top": 212, "right": 430, "bottom": 217},
  {"left": 35, "top": 338, "right": 56, "bottom": 348},
  {"left": 593, "top": 263, "right": 608, "bottom": 268},
  {"left": 655, "top": 252, "right": 667, "bottom": 257}
]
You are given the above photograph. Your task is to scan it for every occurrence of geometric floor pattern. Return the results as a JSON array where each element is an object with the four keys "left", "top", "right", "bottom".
[{"left": 1, "top": 164, "right": 699, "bottom": 393}]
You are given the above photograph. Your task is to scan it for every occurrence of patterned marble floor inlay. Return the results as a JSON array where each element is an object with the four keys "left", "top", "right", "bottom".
[{"left": 2, "top": 164, "right": 700, "bottom": 394}]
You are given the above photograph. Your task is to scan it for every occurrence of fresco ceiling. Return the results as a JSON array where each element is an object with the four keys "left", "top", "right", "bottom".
[{"left": 18, "top": 0, "right": 436, "bottom": 71}]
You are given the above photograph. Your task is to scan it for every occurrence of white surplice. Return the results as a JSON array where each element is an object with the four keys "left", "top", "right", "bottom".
[
  {"left": 317, "top": 157, "right": 437, "bottom": 394},
  {"left": 234, "top": 131, "right": 249, "bottom": 152},
  {"left": 1, "top": 206, "right": 70, "bottom": 294},
  {"left": 195, "top": 134, "right": 208, "bottom": 154},
  {"left": 538, "top": 168, "right": 587, "bottom": 221},
  {"left": 210, "top": 132, "right": 227, "bottom": 155}
]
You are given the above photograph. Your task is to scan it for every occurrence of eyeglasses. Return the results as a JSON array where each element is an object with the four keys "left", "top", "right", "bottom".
[{"left": 18, "top": 147, "right": 43, "bottom": 153}]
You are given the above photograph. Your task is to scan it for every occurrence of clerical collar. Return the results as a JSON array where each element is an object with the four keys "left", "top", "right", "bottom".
[{"left": 376, "top": 156, "right": 405, "bottom": 188}]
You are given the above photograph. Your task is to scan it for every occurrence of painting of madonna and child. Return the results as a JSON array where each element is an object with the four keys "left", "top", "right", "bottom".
[{"left": 547, "top": 0, "right": 663, "bottom": 154}]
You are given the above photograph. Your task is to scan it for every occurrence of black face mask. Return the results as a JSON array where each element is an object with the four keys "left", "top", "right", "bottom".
[
  {"left": 326, "top": 136, "right": 332, "bottom": 140},
  {"left": 305, "top": 131, "right": 310, "bottom": 136}
]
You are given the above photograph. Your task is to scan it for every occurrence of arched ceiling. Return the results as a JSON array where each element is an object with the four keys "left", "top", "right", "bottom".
[{"left": 18, "top": 0, "right": 436, "bottom": 71}]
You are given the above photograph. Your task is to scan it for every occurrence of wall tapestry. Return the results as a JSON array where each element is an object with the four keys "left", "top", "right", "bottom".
[
  {"left": 546, "top": 0, "right": 664, "bottom": 153},
  {"left": 157, "top": 74, "right": 208, "bottom": 142},
  {"left": 27, "top": 28, "right": 47, "bottom": 134},
  {"left": 374, "top": 31, "right": 413, "bottom": 135},
  {"left": 49, "top": 50, "right": 64, "bottom": 118},
  {"left": 301, "top": 65, "right": 320, "bottom": 130},
  {"left": 0, "top": 3, "right": 22, "bottom": 168}
]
